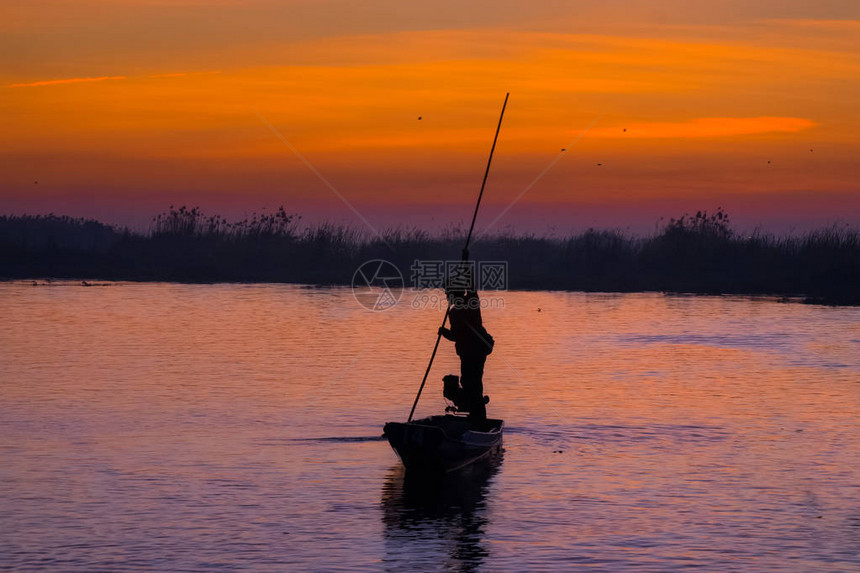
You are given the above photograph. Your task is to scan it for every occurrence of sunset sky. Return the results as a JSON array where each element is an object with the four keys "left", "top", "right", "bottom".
[{"left": 2, "top": 0, "right": 858, "bottom": 233}]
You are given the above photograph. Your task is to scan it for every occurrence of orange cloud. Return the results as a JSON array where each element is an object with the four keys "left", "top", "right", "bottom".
[
  {"left": 590, "top": 117, "right": 817, "bottom": 139},
  {"left": 9, "top": 76, "right": 126, "bottom": 88}
]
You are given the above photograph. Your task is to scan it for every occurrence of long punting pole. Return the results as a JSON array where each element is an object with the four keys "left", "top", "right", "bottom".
[{"left": 407, "top": 93, "right": 509, "bottom": 422}]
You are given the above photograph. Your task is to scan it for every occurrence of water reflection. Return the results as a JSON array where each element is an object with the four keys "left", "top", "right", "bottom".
[
  {"left": 380, "top": 452, "right": 503, "bottom": 573},
  {"left": 3, "top": 284, "right": 859, "bottom": 571}
]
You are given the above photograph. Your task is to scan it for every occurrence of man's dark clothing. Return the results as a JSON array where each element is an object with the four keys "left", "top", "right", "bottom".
[
  {"left": 460, "top": 354, "right": 486, "bottom": 422},
  {"left": 440, "top": 290, "right": 493, "bottom": 422}
]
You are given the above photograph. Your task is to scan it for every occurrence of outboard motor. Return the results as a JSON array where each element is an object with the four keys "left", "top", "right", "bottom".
[
  {"left": 442, "top": 374, "right": 489, "bottom": 413},
  {"left": 443, "top": 374, "right": 466, "bottom": 412}
]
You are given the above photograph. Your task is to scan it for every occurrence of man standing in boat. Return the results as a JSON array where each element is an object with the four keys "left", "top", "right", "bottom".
[{"left": 438, "top": 257, "right": 494, "bottom": 422}]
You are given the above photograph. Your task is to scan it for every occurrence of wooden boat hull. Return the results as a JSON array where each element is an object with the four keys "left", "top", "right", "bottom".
[{"left": 383, "top": 415, "right": 503, "bottom": 472}]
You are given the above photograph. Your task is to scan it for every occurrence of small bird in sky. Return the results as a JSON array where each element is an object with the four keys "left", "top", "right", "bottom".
[
  {"left": 417, "top": 116, "right": 422, "bottom": 120},
  {"left": 623, "top": 128, "right": 627, "bottom": 132},
  {"left": 768, "top": 160, "right": 772, "bottom": 164},
  {"left": 597, "top": 163, "right": 603, "bottom": 166},
  {"left": 561, "top": 148, "right": 566, "bottom": 152}
]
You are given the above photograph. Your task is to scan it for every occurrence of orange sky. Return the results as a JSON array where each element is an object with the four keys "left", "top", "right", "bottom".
[{"left": 2, "top": 1, "right": 858, "bottom": 232}]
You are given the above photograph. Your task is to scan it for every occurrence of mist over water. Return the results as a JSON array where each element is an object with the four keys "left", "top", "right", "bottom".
[{"left": 1, "top": 283, "right": 859, "bottom": 571}]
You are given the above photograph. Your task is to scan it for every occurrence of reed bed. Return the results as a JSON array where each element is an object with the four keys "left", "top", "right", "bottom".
[{"left": 2, "top": 207, "right": 857, "bottom": 304}]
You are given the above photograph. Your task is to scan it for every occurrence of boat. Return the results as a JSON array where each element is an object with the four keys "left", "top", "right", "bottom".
[
  {"left": 384, "top": 415, "right": 504, "bottom": 473},
  {"left": 383, "top": 93, "right": 508, "bottom": 474}
]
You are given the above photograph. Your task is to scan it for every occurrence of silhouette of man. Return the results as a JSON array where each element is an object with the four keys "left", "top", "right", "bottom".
[{"left": 439, "top": 287, "right": 494, "bottom": 423}]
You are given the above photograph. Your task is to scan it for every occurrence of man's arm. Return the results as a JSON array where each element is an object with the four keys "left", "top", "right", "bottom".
[{"left": 438, "top": 327, "right": 455, "bottom": 341}]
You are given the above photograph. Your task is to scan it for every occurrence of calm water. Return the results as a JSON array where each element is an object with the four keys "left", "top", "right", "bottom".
[{"left": 1, "top": 282, "right": 859, "bottom": 572}]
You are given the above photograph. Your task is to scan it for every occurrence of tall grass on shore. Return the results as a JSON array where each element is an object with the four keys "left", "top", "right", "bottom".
[{"left": 1, "top": 206, "right": 858, "bottom": 304}]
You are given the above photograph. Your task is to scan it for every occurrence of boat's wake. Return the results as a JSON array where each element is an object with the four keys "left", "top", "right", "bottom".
[{"left": 289, "top": 435, "right": 387, "bottom": 443}]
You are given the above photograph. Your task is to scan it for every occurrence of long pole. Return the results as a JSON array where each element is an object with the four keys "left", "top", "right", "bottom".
[
  {"left": 464, "top": 93, "right": 509, "bottom": 252},
  {"left": 407, "top": 93, "right": 509, "bottom": 422}
]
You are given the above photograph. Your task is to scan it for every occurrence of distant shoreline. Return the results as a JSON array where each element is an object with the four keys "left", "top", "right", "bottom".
[
  {"left": 2, "top": 208, "right": 858, "bottom": 306},
  {"left": 1, "top": 278, "right": 848, "bottom": 308}
]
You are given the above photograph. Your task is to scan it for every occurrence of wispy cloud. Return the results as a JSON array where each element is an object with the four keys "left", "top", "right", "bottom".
[
  {"left": 9, "top": 75, "right": 126, "bottom": 88},
  {"left": 590, "top": 117, "right": 817, "bottom": 139},
  {"left": 769, "top": 19, "right": 860, "bottom": 30},
  {"left": 10, "top": 70, "right": 221, "bottom": 88}
]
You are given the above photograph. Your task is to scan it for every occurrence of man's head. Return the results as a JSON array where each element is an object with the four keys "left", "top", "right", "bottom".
[{"left": 445, "top": 288, "right": 466, "bottom": 307}]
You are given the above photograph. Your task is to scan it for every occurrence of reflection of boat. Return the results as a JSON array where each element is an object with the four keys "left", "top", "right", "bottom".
[
  {"left": 381, "top": 451, "right": 503, "bottom": 572},
  {"left": 383, "top": 415, "right": 503, "bottom": 472}
]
